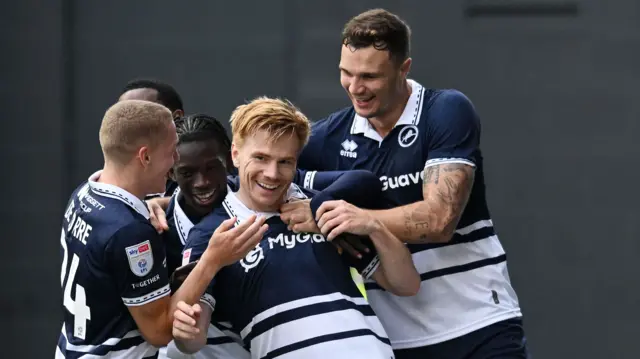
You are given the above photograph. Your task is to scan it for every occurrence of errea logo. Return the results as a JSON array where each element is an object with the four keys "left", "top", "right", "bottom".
[{"left": 340, "top": 139, "right": 358, "bottom": 158}]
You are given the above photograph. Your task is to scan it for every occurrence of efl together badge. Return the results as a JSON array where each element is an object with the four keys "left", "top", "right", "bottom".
[{"left": 125, "top": 240, "right": 154, "bottom": 277}]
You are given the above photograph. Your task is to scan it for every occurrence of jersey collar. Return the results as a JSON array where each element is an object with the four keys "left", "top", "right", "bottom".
[
  {"left": 87, "top": 170, "right": 151, "bottom": 219},
  {"left": 222, "top": 183, "right": 308, "bottom": 224},
  {"left": 350, "top": 79, "right": 425, "bottom": 141},
  {"left": 172, "top": 188, "right": 195, "bottom": 245}
]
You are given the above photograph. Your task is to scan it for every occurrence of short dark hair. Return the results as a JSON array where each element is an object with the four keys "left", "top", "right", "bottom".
[
  {"left": 121, "top": 78, "right": 184, "bottom": 113},
  {"left": 174, "top": 114, "right": 231, "bottom": 152},
  {"left": 342, "top": 9, "right": 411, "bottom": 64}
]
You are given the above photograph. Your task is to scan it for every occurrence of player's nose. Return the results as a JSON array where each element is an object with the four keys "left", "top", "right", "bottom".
[
  {"left": 262, "top": 161, "right": 279, "bottom": 179},
  {"left": 193, "top": 173, "right": 210, "bottom": 188}
]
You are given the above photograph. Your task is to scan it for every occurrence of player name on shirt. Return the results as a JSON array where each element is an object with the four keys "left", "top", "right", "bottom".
[{"left": 56, "top": 171, "right": 170, "bottom": 359}]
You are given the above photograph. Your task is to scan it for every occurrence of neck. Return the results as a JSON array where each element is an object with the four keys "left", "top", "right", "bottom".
[
  {"left": 99, "top": 164, "right": 146, "bottom": 200},
  {"left": 235, "top": 187, "right": 281, "bottom": 214},
  {"left": 369, "top": 80, "right": 412, "bottom": 138}
]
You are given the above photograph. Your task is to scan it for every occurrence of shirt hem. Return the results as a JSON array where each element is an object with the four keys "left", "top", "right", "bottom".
[{"left": 390, "top": 309, "right": 523, "bottom": 350}]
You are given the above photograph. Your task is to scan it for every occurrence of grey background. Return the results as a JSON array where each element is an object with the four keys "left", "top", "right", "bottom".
[{"left": 2, "top": 0, "right": 638, "bottom": 358}]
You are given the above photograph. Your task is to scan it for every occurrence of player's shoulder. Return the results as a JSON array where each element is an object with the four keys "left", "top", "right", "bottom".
[
  {"left": 421, "top": 88, "right": 479, "bottom": 130},
  {"left": 426, "top": 88, "right": 474, "bottom": 109},
  {"left": 311, "top": 106, "right": 356, "bottom": 136}
]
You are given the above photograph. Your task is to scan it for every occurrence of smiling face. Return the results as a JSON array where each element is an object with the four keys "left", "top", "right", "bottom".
[
  {"left": 171, "top": 139, "right": 228, "bottom": 216},
  {"left": 137, "top": 115, "right": 179, "bottom": 195},
  {"left": 339, "top": 44, "right": 411, "bottom": 121},
  {"left": 231, "top": 129, "right": 300, "bottom": 213}
]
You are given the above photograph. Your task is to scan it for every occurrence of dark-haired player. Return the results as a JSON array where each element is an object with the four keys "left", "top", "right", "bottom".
[
  {"left": 119, "top": 78, "right": 185, "bottom": 119},
  {"left": 118, "top": 78, "right": 185, "bottom": 197},
  {"left": 296, "top": 8, "right": 529, "bottom": 359}
]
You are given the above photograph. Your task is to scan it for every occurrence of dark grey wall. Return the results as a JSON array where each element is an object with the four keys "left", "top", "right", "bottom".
[{"left": 2, "top": 1, "right": 638, "bottom": 357}]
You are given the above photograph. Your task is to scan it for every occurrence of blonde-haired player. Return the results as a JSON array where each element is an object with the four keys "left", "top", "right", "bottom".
[{"left": 172, "top": 97, "right": 419, "bottom": 358}]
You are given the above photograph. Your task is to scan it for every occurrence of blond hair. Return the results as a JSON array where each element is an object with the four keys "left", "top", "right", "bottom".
[
  {"left": 99, "top": 100, "right": 173, "bottom": 164},
  {"left": 230, "top": 97, "right": 310, "bottom": 148}
]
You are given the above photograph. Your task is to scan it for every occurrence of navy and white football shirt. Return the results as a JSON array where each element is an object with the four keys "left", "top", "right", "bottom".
[
  {"left": 56, "top": 171, "right": 170, "bottom": 359},
  {"left": 298, "top": 79, "right": 522, "bottom": 349},
  {"left": 162, "top": 186, "right": 250, "bottom": 359},
  {"left": 162, "top": 168, "right": 381, "bottom": 358},
  {"left": 182, "top": 183, "right": 392, "bottom": 359}
]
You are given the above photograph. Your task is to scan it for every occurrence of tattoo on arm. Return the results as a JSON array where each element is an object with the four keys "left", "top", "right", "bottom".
[{"left": 404, "top": 163, "right": 475, "bottom": 242}]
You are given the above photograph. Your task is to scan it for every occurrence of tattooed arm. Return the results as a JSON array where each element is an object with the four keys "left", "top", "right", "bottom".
[
  {"left": 367, "top": 162, "right": 475, "bottom": 243},
  {"left": 368, "top": 90, "right": 480, "bottom": 244}
]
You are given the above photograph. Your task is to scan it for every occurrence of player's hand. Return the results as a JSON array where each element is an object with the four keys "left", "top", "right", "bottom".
[
  {"left": 279, "top": 199, "right": 320, "bottom": 234},
  {"left": 316, "top": 200, "right": 380, "bottom": 241},
  {"left": 332, "top": 235, "right": 370, "bottom": 259},
  {"left": 146, "top": 198, "right": 169, "bottom": 233},
  {"left": 172, "top": 301, "right": 201, "bottom": 341},
  {"left": 202, "top": 215, "right": 269, "bottom": 268}
]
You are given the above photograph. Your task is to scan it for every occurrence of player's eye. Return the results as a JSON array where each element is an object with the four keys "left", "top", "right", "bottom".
[{"left": 178, "top": 170, "right": 193, "bottom": 178}]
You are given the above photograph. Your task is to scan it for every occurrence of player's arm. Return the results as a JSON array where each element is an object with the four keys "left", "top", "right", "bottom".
[
  {"left": 294, "top": 168, "right": 379, "bottom": 193},
  {"left": 114, "top": 216, "right": 266, "bottom": 347},
  {"left": 172, "top": 299, "right": 213, "bottom": 354},
  {"left": 367, "top": 222, "right": 420, "bottom": 296},
  {"left": 367, "top": 91, "right": 479, "bottom": 244},
  {"left": 109, "top": 222, "right": 175, "bottom": 346},
  {"left": 316, "top": 204, "right": 420, "bottom": 296},
  {"left": 110, "top": 221, "right": 221, "bottom": 347},
  {"left": 170, "top": 230, "right": 223, "bottom": 354}
]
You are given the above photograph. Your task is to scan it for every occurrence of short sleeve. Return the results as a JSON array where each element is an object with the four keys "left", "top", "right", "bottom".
[
  {"left": 425, "top": 90, "right": 481, "bottom": 168},
  {"left": 183, "top": 225, "right": 218, "bottom": 311},
  {"left": 108, "top": 222, "right": 171, "bottom": 307},
  {"left": 298, "top": 121, "right": 329, "bottom": 171}
]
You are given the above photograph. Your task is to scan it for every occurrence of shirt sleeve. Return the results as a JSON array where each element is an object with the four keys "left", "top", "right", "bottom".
[
  {"left": 108, "top": 221, "right": 171, "bottom": 307},
  {"left": 308, "top": 169, "right": 383, "bottom": 217},
  {"left": 295, "top": 169, "right": 374, "bottom": 192},
  {"left": 425, "top": 90, "right": 481, "bottom": 168}
]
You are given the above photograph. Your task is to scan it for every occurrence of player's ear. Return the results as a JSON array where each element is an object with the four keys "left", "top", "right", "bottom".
[
  {"left": 137, "top": 146, "right": 151, "bottom": 168},
  {"left": 230, "top": 143, "right": 240, "bottom": 168},
  {"left": 167, "top": 167, "right": 176, "bottom": 182},
  {"left": 400, "top": 57, "right": 412, "bottom": 78},
  {"left": 172, "top": 109, "right": 184, "bottom": 119}
]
